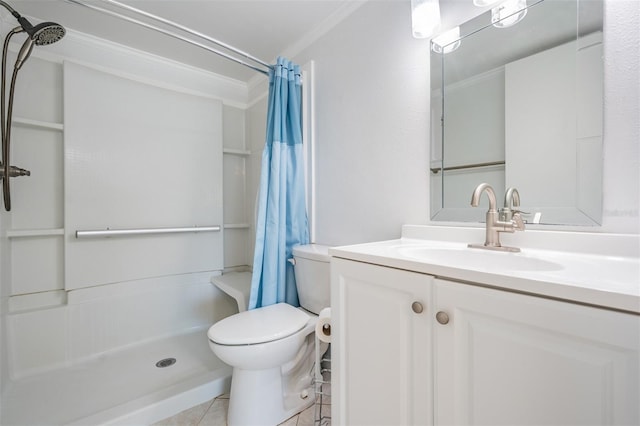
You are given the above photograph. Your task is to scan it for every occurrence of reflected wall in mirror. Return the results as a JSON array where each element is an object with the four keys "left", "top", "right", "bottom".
[{"left": 430, "top": 0, "right": 603, "bottom": 225}]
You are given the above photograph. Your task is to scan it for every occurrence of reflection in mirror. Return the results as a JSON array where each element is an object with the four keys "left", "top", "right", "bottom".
[{"left": 430, "top": 0, "right": 603, "bottom": 225}]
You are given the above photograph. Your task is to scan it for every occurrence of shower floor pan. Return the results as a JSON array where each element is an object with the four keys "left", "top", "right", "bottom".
[{"left": 2, "top": 327, "right": 231, "bottom": 425}]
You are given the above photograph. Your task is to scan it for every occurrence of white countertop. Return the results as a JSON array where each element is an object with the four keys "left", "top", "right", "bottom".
[{"left": 329, "top": 226, "right": 640, "bottom": 314}]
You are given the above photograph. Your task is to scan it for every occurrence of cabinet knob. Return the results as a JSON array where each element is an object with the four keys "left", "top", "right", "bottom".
[
  {"left": 436, "top": 311, "right": 450, "bottom": 325},
  {"left": 411, "top": 301, "right": 424, "bottom": 314}
]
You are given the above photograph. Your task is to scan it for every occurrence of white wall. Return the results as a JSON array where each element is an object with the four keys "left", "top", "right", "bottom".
[
  {"left": 292, "top": 0, "right": 431, "bottom": 246},
  {"left": 270, "top": 0, "right": 638, "bottom": 246},
  {"left": 600, "top": 0, "right": 639, "bottom": 232}
]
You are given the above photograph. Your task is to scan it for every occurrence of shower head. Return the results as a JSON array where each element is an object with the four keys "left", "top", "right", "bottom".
[
  {"left": 17, "top": 17, "right": 66, "bottom": 45},
  {"left": 30, "top": 22, "right": 66, "bottom": 46},
  {"left": 11, "top": 17, "right": 66, "bottom": 69},
  {"left": 0, "top": 1, "right": 66, "bottom": 45}
]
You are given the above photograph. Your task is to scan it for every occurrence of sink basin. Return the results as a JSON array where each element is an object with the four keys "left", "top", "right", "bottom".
[{"left": 397, "top": 246, "right": 564, "bottom": 272}]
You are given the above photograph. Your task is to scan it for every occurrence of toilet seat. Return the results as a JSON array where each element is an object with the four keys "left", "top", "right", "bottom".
[{"left": 208, "top": 303, "right": 310, "bottom": 345}]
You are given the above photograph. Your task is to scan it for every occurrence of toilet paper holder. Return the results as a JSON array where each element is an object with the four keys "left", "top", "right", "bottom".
[{"left": 313, "top": 311, "right": 331, "bottom": 426}]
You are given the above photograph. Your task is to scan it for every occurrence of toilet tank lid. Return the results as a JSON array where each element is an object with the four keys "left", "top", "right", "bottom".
[
  {"left": 208, "top": 303, "right": 310, "bottom": 345},
  {"left": 293, "top": 244, "right": 331, "bottom": 262}
]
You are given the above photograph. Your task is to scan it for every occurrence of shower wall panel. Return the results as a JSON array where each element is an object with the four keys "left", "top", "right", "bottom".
[{"left": 63, "top": 61, "right": 224, "bottom": 290}]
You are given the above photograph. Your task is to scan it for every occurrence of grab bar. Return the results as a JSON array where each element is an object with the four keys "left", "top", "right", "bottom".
[{"left": 75, "top": 225, "right": 221, "bottom": 239}]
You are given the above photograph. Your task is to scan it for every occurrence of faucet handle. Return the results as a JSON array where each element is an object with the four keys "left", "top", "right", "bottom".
[
  {"left": 499, "top": 207, "right": 527, "bottom": 229},
  {"left": 499, "top": 206, "right": 529, "bottom": 222},
  {"left": 512, "top": 211, "right": 526, "bottom": 231}
]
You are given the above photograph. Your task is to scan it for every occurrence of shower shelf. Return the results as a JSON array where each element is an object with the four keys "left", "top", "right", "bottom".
[
  {"left": 12, "top": 117, "right": 64, "bottom": 131},
  {"left": 6, "top": 228, "right": 65, "bottom": 238}
]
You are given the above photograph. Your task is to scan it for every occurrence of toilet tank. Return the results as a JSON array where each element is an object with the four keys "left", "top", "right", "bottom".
[{"left": 293, "top": 244, "right": 331, "bottom": 315}]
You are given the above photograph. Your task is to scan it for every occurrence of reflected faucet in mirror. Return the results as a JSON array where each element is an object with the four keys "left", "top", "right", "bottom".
[
  {"left": 469, "top": 183, "right": 524, "bottom": 253},
  {"left": 500, "top": 187, "right": 524, "bottom": 222}
]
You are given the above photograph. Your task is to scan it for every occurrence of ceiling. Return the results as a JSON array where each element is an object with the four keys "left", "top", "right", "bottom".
[{"left": 7, "top": 0, "right": 358, "bottom": 83}]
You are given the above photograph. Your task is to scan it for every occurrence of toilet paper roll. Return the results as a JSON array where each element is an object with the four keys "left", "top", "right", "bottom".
[{"left": 315, "top": 307, "right": 332, "bottom": 343}]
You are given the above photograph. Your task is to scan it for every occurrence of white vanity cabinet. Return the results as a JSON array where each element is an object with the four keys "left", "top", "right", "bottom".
[
  {"left": 434, "top": 279, "right": 640, "bottom": 426},
  {"left": 331, "top": 257, "right": 640, "bottom": 426},
  {"left": 331, "top": 258, "right": 434, "bottom": 426}
]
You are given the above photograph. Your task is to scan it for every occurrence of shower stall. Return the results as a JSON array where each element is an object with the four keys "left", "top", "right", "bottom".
[{"left": 0, "top": 3, "right": 263, "bottom": 424}]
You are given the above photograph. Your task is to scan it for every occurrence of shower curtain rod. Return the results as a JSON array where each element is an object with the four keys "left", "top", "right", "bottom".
[{"left": 65, "top": 0, "right": 272, "bottom": 75}]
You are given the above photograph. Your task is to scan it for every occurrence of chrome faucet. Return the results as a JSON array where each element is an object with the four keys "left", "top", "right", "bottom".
[{"left": 468, "top": 183, "right": 524, "bottom": 252}]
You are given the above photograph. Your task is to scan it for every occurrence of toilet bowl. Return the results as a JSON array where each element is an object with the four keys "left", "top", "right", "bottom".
[{"left": 208, "top": 244, "right": 331, "bottom": 426}]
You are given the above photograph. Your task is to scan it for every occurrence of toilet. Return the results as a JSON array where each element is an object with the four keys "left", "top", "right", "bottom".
[{"left": 208, "top": 244, "right": 331, "bottom": 426}]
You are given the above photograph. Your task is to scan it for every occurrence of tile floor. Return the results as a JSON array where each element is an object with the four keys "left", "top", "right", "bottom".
[{"left": 154, "top": 377, "right": 331, "bottom": 426}]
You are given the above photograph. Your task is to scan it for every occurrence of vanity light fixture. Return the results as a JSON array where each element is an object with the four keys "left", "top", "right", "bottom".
[
  {"left": 431, "top": 26, "right": 461, "bottom": 54},
  {"left": 411, "top": 0, "right": 441, "bottom": 39},
  {"left": 491, "top": 0, "right": 528, "bottom": 28}
]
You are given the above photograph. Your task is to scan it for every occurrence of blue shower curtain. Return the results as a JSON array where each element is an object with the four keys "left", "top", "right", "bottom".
[{"left": 249, "top": 57, "right": 309, "bottom": 310}]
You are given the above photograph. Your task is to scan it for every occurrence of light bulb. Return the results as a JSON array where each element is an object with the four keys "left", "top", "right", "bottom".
[
  {"left": 492, "top": 0, "right": 528, "bottom": 28},
  {"left": 411, "top": 0, "right": 441, "bottom": 39}
]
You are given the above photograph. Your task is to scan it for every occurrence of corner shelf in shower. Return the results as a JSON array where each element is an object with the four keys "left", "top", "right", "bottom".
[
  {"left": 6, "top": 228, "right": 65, "bottom": 238},
  {"left": 12, "top": 117, "right": 64, "bottom": 131}
]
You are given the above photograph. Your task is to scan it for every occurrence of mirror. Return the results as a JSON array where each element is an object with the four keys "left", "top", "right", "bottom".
[{"left": 430, "top": 0, "right": 603, "bottom": 225}]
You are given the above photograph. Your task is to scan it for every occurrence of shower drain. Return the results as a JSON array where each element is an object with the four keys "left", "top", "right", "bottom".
[{"left": 155, "top": 357, "right": 177, "bottom": 368}]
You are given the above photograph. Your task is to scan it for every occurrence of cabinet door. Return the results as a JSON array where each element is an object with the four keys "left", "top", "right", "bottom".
[
  {"left": 434, "top": 279, "right": 640, "bottom": 425},
  {"left": 331, "top": 258, "right": 433, "bottom": 426}
]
